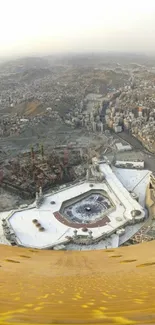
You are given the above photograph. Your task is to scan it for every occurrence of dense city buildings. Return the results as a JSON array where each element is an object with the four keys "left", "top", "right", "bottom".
[
  {"left": 0, "top": 54, "right": 154, "bottom": 250},
  {"left": 0, "top": 54, "right": 155, "bottom": 325}
]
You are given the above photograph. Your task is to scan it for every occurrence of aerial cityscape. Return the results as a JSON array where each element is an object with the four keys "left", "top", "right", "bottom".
[
  {"left": 1, "top": 0, "right": 155, "bottom": 324},
  {"left": 0, "top": 63, "right": 154, "bottom": 325},
  {"left": 0, "top": 53, "right": 155, "bottom": 250}
]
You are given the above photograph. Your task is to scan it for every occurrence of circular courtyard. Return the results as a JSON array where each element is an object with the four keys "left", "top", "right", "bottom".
[{"left": 54, "top": 191, "right": 113, "bottom": 228}]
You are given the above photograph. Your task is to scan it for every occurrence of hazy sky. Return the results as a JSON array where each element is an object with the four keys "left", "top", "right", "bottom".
[{"left": 0, "top": 0, "right": 155, "bottom": 57}]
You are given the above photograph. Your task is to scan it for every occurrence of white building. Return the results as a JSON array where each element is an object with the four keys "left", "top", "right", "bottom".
[
  {"left": 115, "top": 142, "right": 132, "bottom": 152},
  {"left": 0, "top": 163, "right": 146, "bottom": 250},
  {"left": 115, "top": 160, "right": 144, "bottom": 169}
]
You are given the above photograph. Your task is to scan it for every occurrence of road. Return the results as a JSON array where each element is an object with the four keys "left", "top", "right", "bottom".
[{"left": 112, "top": 131, "right": 155, "bottom": 172}]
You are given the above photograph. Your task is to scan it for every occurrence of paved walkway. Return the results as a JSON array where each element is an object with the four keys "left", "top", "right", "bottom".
[{"left": 54, "top": 211, "right": 110, "bottom": 229}]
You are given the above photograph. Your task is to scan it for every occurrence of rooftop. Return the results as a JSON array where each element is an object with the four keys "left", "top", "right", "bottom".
[{"left": 3, "top": 163, "right": 146, "bottom": 249}]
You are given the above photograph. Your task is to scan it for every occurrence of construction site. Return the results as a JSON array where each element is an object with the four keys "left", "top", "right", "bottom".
[{"left": 0, "top": 144, "right": 86, "bottom": 201}]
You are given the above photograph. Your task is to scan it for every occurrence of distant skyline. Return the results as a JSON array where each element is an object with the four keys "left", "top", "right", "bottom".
[{"left": 1, "top": 0, "right": 155, "bottom": 58}]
